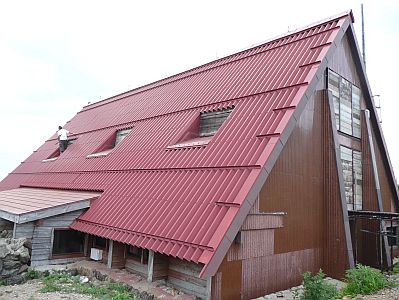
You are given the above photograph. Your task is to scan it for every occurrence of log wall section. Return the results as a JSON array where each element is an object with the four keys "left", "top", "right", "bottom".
[
  {"left": 30, "top": 209, "right": 86, "bottom": 267},
  {"left": 167, "top": 258, "right": 207, "bottom": 299},
  {"left": 14, "top": 222, "right": 35, "bottom": 239}
]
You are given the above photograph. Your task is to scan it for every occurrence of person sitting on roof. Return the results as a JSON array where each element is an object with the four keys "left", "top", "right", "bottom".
[{"left": 57, "top": 126, "right": 74, "bottom": 153}]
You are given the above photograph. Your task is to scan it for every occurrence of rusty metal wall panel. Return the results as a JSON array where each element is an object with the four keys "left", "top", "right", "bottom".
[
  {"left": 321, "top": 90, "right": 350, "bottom": 278},
  {"left": 211, "top": 272, "right": 222, "bottom": 300},
  {"left": 227, "top": 229, "right": 274, "bottom": 261},
  {"left": 216, "top": 259, "right": 242, "bottom": 300},
  {"left": 241, "top": 248, "right": 322, "bottom": 299},
  {"left": 259, "top": 94, "right": 324, "bottom": 253}
]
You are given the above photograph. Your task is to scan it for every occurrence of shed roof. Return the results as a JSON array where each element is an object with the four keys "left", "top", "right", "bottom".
[
  {"left": 0, "top": 11, "right": 355, "bottom": 277},
  {"left": 0, "top": 188, "right": 101, "bottom": 224}
]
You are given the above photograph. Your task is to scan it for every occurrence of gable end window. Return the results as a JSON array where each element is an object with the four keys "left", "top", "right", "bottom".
[
  {"left": 199, "top": 107, "right": 234, "bottom": 137},
  {"left": 340, "top": 145, "right": 363, "bottom": 211},
  {"left": 327, "top": 69, "right": 361, "bottom": 138}
]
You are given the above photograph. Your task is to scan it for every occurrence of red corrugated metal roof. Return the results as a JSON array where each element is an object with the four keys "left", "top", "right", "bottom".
[{"left": 0, "top": 12, "right": 354, "bottom": 276}]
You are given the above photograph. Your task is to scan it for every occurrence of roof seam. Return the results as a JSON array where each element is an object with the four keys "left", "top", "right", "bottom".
[
  {"left": 53, "top": 83, "right": 308, "bottom": 139},
  {"left": 15, "top": 165, "right": 262, "bottom": 176}
]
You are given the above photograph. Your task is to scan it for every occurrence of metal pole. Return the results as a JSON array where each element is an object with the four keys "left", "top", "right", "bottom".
[{"left": 361, "top": 3, "right": 366, "bottom": 68}]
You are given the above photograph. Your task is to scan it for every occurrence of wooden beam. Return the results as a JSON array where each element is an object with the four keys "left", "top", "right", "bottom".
[
  {"left": 326, "top": 90, "right": 355, "bottom": 268},
  {"left": 107, "top": 240, "right": 113, "bottom": 269},
  {"left": 364, "top": 109, "right": 391, "bottom": 268},
  {"left": 147, "top": 250, "right": 154, "bottom": 282},
  {"left": 206, "top": 276, "right": 212, "bottom": 300}
]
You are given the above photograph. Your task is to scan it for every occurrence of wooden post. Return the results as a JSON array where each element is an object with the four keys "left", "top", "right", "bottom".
[
  {"left": 364, "top": 109, "right": 391, "bottom": 268},
  {"left": 206, "top": 276, "right": 212, "bottom": 300},
  {"left": 147, "top": 250, "right": 154, "bottom": 282},
  {"left": 107, "top": 240, "right": 113, "bottom": 268}
]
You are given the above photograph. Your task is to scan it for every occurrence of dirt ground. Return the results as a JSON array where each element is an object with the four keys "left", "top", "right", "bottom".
[{"left": 0, "top": 279, "right": 94, "bottom": 300}]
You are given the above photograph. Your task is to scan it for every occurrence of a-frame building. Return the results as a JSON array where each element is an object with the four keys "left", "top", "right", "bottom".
[{"left": 0, "top": 10, "right": 398, "bottom": 299}]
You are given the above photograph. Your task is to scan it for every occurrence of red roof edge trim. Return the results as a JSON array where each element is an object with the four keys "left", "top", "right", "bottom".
[{"left": 72, "top": 219, "right": 214, "bottom": 252}]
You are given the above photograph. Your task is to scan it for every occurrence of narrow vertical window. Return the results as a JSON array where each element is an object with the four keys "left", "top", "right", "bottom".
[
  {"left": 341, "top": 146, "right": 354, "bottom": 211},
  {"left": 353, "top": 150, "right": 363, "bottom": 210},
  {"left": 339, "top": 78, "right": 352, "bottom": 136},
  {"left": 352, "top": 85, "right": 361, "bottom": 138},
  {"left": 340, "top": 146, "right": 363, "bottom": 211},
  {"left": 328, "top": 69, "right": 340, "bottom": 129}
]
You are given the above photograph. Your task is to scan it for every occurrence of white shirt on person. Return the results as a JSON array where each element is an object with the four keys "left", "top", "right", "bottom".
[{"left": 57, "top": 128, "right": 70, "bottom": 141}]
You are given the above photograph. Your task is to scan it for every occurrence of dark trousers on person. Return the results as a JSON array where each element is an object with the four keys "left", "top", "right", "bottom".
[{"left": 59, "top": 140, "right": 68, "bottom": 153}]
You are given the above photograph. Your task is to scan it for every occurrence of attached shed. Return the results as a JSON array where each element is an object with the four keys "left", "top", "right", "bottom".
[{"left": 0, "top": 188, "right": 101, "bottom": 266}]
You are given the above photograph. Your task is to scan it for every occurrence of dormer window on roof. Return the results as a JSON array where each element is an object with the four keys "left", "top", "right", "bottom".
[
  {"left": 42, "top": 138, "right": 78, "bottom": 162},
  {"left": 167, "top": 106, "right": 234, "bottom": 149},
  {"left": 87, "top": 127, "right": 132, "bottom": 158},
  {"left": 114, "top": 128, "right": 131, "bottom": 147},
  {"left": 199, "top": 107, "right": 234, "bottom": 137}
]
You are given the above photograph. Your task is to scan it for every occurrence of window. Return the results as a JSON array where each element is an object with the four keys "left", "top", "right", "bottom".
[
  {"left": 167, "top": 107, "right": 234, "bottom": 149},
  {"left": 127, "top": 245, "right": 148, "bottom": 264},
  {"left": 387, "top": 226, "right": 398, "bottom": 246},
  {"left": 87, "top": 128, "right": 132, "bottom": 158},
  {"left": 114, "top": 129, "right": 132, "bottom": 147},
  {"left": 340, "top": 146, "right": 363, "bottom": 211},
  {"left": 199, "top": 107, "right": 234, "bottom": 137},
  {"left": 327, "top": 69, "right": 361, "bottom": 138},
  {"left": 52, "top": 229, "right": 85, "bottom": 256}
]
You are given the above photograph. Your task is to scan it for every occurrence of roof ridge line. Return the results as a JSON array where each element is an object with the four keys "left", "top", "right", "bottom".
[{"left": 81, "top": 12, "right": 351, "bottom": 113}]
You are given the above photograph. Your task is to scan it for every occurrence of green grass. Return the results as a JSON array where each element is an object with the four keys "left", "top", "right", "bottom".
[
  {"left": 339, "top": 264, "right": 395, "bottom": 297},
  {"left": 40, "top": 272, "right": 139, "bottom": 299},
  {"left": 295, "top": 269, "right": 338, "bottom": 300},
  {"left": 26, "top": 268, "right": 40, "bottom": 280}
]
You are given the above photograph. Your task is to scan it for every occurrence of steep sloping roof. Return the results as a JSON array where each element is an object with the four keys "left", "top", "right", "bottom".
[{"left": 0, "top": 12, "right": 356, "bottom": 277}]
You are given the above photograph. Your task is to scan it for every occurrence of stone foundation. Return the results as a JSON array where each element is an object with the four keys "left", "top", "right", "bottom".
[{"left": 0, "top": 238, "right": 31, "bottom": 284}]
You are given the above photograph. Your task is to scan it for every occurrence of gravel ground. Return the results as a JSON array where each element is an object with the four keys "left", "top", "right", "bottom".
[
  {"left": 0, "top": 279, "right": 95, "bottom": 300},
  {"left": 255, "top": 276, "right": 399, "bottom": 300}
]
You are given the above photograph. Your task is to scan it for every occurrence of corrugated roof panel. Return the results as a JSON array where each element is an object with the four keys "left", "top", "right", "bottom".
[{"left": 0, "top": 13, "right": 352, "bottom": 272}]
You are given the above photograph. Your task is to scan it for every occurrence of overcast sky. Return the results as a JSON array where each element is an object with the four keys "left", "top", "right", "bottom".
[{"left": 0, "top": 0, "right": 398, "bottom": 183}]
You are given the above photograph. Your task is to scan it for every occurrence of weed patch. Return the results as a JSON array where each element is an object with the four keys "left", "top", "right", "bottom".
[
  {"left": 40, "top": 271, "right": 139, "bottom": 299},
  {"left": 293, "top": 269, "right": 338, "bottom": 300},
  {"left": 340, "top": 264, "right": 395, "bottom": 297}
]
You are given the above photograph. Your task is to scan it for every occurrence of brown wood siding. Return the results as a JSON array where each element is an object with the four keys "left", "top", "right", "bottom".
[
  {"left": 321, "top": 90, "right": 350, "bottom": 278},
  {"left": 216, "top": 258, "right": 242, "bottom": 300},
  {"left": 242, "top": 248, "right": 322, "bottom": 299},
  {"left": 125, "top": 258, "right": 148, "bottom": 278},
  {"left": 110, "top": 241, "right": 125, "bottom": 269},
  {"left": 153, "top": 253, "right": 169, "bottom": 280},
  {"left": 259, "top": 95, "right": 324, "bottom": 254},
  {"left": 328, "top": 34, "right": 361, "bottom": 87},
  {"left": 167, "top": 258, "right": 207, "bottom": 299}
]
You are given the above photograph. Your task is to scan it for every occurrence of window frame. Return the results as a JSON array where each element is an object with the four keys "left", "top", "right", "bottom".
[
  {"left": 340, "top": 145, "right": 363, "bottom": 211},
  {"left": 51, "top": 228, "right": 86, "bottom": 258},
  {"left": 199, "top": 107, "right": 234, "bottom": 138},
  {"left": 327, "top": 69, "right": 361, "bottom": 139}
]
